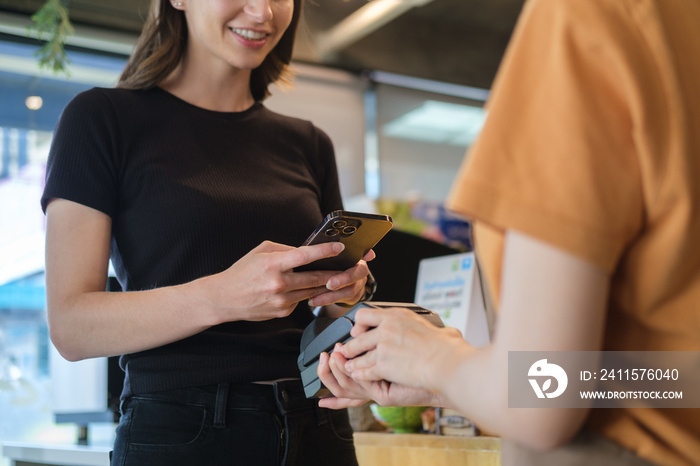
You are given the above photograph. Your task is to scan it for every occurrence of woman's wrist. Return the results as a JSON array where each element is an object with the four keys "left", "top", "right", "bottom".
[{"left": 188, "top": 274, "right": 226, "bottom": 327}]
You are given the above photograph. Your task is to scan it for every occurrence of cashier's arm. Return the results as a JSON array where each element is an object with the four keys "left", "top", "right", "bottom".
[
  {"left": 446, "top": 230, "right": 610, "bottom": 449},
  {"left": 322, "top": 230, "right": 609, "bottom": 450}
]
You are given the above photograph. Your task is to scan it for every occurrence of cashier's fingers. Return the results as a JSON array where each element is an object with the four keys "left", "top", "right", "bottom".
[
  {"left": 317, "top": 351, "right": 369, "bottom": 408},
  {"left": 318, "top": 392, "right": 364, "bottom": 410},
  {"left": 348, "top": 307, "right": 402, "bottom": 337},
  {"left": 343, "top": 349, "right": 384, "bottom": 382}
]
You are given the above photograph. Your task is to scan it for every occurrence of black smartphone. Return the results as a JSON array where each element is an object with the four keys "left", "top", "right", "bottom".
[{"left": 296, "top": 210, "right": 393, "bottom": 272}]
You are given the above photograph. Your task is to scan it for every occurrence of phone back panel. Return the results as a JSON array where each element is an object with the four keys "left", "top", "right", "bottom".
[{"left": 298, "top": 211, "right": 393, "bottom": 271}]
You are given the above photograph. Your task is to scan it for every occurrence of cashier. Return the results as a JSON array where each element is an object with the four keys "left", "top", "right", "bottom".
[{"left": 317, "top": 0, "right": 700, "bottom": 465}]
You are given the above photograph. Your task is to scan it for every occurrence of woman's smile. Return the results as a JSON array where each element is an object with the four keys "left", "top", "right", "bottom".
[{"left": 230, "top": 27, "right": 270, "bottom": 48}]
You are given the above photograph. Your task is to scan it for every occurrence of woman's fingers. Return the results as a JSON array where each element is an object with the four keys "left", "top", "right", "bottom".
[
  {"left": 277, "top": 241, "right": 345, "bottom": 271},
  {"left": 362, "top": 249, "right": 376, "bottom": 262},
  {"left": 306, "top": 258, "right": 370, "bottom": 306},
  {"left": 325, "top": 259, "right": 369, "bottom": 291}
]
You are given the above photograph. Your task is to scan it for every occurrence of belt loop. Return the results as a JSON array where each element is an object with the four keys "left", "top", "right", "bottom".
[
  {"left": 273, "top": 382, "right": 289, "bottom": 415},
  {"left": 315, "top": 403, "right": 328, "bottom": 426},
  {"left": 213, "top": 383, "right": 230, "bottom": 429}
]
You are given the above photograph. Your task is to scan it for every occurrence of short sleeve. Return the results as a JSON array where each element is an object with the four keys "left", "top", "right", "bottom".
[
  {"left": 312, "top": 125, "right": 344, "bottom": 214},
  {"left": 41, "top": 88, "right": 122, "bottom": 218},
  {"left": 447, "top": 0, "right": 644, "bottom": 273}
]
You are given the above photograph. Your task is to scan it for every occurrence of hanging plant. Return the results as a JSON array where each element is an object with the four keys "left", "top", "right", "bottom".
[{"left": 28, "top": 0, "right": 74, "bottom": 74}]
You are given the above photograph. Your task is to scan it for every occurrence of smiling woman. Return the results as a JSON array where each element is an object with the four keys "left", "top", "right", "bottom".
[
  {"left": 40, "top": 0, "right": 367, "bottom": 464},
  {"left": 168, "top": 0, "right": 293, "bottom": 90},
  {"left": 119, "top": 0, "right": 301, "bottom": 103}
]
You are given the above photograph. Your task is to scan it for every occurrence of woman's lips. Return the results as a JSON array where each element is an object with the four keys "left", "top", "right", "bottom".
[{"left": 230, "top": 27, "right": 269, "bottom": 47}]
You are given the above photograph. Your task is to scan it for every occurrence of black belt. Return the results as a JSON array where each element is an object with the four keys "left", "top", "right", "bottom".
[{"left": 207, "top": 380, "right": 318, "bottom": 428}]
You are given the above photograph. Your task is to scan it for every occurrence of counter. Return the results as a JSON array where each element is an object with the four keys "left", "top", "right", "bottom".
[
  {"left": 1, "top": 442, "right": 110, "bottom": 466},
  {"left": 354, "top": 433, "right": 501, "bottom": 466},
  {"left": 3, "top": 434, "right": 500, "bottom": 466}
]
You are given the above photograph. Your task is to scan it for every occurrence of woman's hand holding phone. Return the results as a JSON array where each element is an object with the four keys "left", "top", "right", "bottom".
[
  {"left": 197, "top": 211, "right": 388, "bottom": 323},
  {"left": 295, "top": 211, "right": 392, "bottom": 272},
  {"left": 196, "top": 240, "right": 373, "bottom": 324},
  {"left": 293, "top": 210, "right": 390, "bottom": 314},
  {"left": 307, "top": 249, "right": 376, "bottom": 309}
]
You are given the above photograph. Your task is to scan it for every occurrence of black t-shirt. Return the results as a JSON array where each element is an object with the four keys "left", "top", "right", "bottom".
[{"left": 41, "top": 87, "right": 343, "bottom": 397}]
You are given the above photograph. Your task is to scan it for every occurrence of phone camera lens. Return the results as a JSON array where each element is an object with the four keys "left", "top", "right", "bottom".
[
  {"left": 342, "top": 226, "right": 357, "bottom": 235},
  {"left": 332, "top": 220, "right": 347, "bottom": 229},
  {"left": 324, "top": 228, "right": 340, "bottom": 237}
]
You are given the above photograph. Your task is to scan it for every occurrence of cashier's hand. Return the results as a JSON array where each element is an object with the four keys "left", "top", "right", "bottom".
[
  {"left": 341, "top": 307, "right": 470, "bottom": 393},
  {"left": 317, "top": 345, "right": 444, "bottom": 409}
]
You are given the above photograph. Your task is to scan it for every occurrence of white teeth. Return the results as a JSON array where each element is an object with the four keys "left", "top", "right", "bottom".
[{"left": 231, "top": 28, "right": 266, "bottom": 40}]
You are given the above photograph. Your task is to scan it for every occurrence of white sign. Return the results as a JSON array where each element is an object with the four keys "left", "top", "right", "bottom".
[{"left": 414, "top": 252, "right": 491, "bottom": 347}]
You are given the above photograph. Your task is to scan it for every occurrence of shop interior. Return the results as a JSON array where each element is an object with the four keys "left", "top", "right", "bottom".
[{"left": 0, "top": 1, "right": 524, "bottom": 464}]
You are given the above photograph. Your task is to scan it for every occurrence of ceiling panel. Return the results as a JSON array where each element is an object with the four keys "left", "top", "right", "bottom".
[{"left": 0, "top": 0, "right": 524, "bottom": 88}]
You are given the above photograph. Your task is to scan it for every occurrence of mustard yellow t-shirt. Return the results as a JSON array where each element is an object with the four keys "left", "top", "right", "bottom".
[{"left": 447, "top": 0, "right": 700, "bottom": 464}]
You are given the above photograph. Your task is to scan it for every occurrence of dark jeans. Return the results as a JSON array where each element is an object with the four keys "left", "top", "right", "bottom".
[{"left": 110, "top": 380, "right": 358, "bottom": 466}]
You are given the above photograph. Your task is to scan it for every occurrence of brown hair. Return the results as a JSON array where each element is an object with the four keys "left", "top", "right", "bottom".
[{"left": 118, "top": 0, "right": 303, "bottom": 101}]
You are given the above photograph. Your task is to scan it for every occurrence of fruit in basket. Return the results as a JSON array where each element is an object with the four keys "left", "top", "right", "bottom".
[{"left": 370, "top": 405, "right": 429, "bottom": 433}]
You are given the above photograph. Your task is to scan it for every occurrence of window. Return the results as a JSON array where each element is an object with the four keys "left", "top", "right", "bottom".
[{"left": 0, "top": 36, "right": 126, "bottom": 456}]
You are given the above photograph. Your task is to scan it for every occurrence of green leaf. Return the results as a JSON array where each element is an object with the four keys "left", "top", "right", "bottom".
[{"left": 27, "top": 0, "right": 74, "bottom": 75}]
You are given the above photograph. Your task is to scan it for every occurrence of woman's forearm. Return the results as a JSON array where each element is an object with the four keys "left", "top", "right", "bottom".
[
  {"left": 48, "top": 277, "right": 218, "bottom": 361},
  {"left": 44, "top": 199, "right": 360, "bottom": 362}
]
